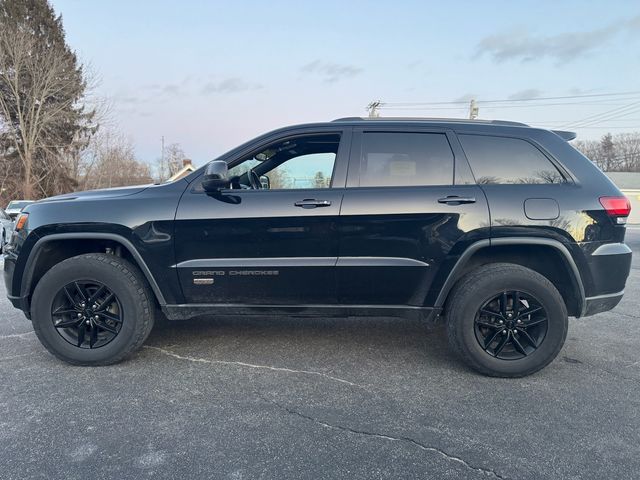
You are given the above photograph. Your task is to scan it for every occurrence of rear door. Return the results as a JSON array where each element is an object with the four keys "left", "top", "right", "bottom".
[{"left": 337, "top": 127, "right": 490, "bottom": 306}]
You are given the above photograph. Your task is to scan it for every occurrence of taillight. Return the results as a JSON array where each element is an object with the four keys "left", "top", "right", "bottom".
[
  {"left": 599, "top": 196, "right": 631, "bottom": 224},
  {"left": 14, "top": 213, "right": 28, "bottom": 231}
]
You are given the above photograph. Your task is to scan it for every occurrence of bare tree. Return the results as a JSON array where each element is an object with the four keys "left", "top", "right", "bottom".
[
  {"left": 77, "top": 128, "right": 152, "bottom": 190},
  {"left": 155, "top": 142, "right": 187, "bottom": 182},
  {"left": 614, "top": 132, "right": 640, "bottom": 172},
  {"left": 573, "top": 138, "right": 603, "bottom": 168},
  {"left": 574, "top": 132, "right": 640, "bottom": 172}
]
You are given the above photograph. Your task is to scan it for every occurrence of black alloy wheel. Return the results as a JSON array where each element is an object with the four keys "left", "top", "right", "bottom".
[
  {"left": 51, "top": 280, "right": 123, "bottom": 349},
  {"left": 446, "top": 263, "right": 568, "bottom": 377},
  {"left": 474, "top": 290, "right": 548, "bottom": 360}
]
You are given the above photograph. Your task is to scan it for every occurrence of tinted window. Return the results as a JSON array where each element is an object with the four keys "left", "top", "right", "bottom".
[
  {"left": 459, "top": 134, "right": 564, "bottom": 184},
  {"left": 359, "top": 132, "right": 454, "bottom": 187}
]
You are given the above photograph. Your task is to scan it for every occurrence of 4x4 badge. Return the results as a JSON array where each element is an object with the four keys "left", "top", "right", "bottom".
[{"left": 193, "top": 278, "right": 214, "bottom": 285}]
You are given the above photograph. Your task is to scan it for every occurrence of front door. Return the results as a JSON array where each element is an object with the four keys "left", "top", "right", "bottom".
[
  {"left": 174, "top": 130, "right": 350, "bottom": 305},
  {"left": 337, "top": 128, "right": 490, "bottom": 306}
]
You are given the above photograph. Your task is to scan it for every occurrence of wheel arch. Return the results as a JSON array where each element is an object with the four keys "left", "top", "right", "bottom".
[
  {"left": 435, "top": 237, "right": 586, "bottom": 317},
  {"left": 21, "top": 233, "right": 166, "bottom": 310}
]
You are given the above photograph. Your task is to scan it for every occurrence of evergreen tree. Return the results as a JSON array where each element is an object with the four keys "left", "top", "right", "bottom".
[
  {"left": 0, "top": 0, "right": 95, "bottom": 200},
  {"left": 600, "top": 133, "right": 615, "bottom": 172}
]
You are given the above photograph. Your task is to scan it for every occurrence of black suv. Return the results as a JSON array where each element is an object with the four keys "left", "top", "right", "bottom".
[{"left": 3, "top": 118, "right": 632, "bottom": 376}]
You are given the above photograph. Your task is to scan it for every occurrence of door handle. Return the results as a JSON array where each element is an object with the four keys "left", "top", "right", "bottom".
[
  {"left": 437, "top": 196, "right": 476, "bottom": 205},
  {"left": 294, "top": 199, "right": 332, "bottom": 208}
]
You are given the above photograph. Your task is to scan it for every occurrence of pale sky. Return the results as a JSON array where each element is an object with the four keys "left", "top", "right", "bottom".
[{"left": 51, "top": 0, "right": 640, "bottom": 166}]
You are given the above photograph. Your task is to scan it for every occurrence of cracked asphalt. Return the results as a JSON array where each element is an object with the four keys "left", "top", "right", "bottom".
[{"left": 2, "top": 232, "right": 640, "bottom": 479}]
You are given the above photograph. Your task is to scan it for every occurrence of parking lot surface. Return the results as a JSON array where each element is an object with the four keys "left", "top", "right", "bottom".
[{"left": 2, "top": 232, "right": 640, "bottom": 480}]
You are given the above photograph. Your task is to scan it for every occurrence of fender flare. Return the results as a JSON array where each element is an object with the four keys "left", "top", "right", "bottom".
[
  {"left": 21, "top": 232, "right": 166, "bottom": 306},
  {"left": 434, "top": 237, "right": 586, "bottom": 317}
]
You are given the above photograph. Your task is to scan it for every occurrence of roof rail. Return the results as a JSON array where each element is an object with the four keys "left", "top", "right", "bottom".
[{"left": 331, "top": 116, "right": 529, "bottom": 127}]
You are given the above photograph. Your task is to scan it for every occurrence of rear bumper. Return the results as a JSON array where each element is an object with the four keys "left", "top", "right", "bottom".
[
  {"left": 587, "top": 243, "right": 632, "bottom": 294},
  {"left": 580, "top": 242, "right": 631, "bottom": 316}
]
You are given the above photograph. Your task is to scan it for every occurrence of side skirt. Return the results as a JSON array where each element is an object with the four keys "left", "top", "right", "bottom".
[{"left": 162, "top": 304, "right": 441, "bottom": 323}]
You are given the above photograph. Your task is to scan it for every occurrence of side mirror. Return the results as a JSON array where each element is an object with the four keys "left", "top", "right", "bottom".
[{"left": 202, "top": 161, "right": 230, "bottom": 192}]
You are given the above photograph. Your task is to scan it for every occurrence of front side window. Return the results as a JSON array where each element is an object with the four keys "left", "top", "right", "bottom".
[
  {"left": 458, "top": 134, "right": 564, "bottom": 184},
  {"left": 228, "top": 134, "right": 340, "bottom": 189},
  {"left": 358, "top": 132, "right": 454, "bottom": 187}
]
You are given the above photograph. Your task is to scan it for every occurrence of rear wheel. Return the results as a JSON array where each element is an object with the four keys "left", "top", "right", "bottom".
[
  {"left": 446, "top": 263, "right": 568, "bottom": 377},
  {"left": 31, "top": 253, "right": 155, "bottom": 365}
]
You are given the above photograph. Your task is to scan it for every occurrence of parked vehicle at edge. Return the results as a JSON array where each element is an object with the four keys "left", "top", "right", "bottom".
[
  {"left": 3, "top": 118, "right": 632, "bottom": 376},
  {"left": 5, "top": 200, "right": 35, "bottom": 220},
  {"left": 0, "top": 208, "right": 14, "bottom": 253}
]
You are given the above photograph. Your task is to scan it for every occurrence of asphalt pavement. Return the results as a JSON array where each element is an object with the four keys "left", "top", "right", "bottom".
[{"left": 2, "top": 232, "right": 640, "bottom": 479}]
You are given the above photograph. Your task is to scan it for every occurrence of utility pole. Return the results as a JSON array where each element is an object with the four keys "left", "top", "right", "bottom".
[
  {"left": 367, "top": 100, "right": 382, "bottom": 118},
  {"left": 469, "top": 99, "right": 479, "bottom": 120}
]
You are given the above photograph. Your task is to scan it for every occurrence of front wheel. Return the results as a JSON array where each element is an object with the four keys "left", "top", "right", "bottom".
[
  {"left": 31, "top": 253, "right": 155, "bottom": 365},
  {"left": 446, "top": 263, "right": 568, "bottom": 377}
]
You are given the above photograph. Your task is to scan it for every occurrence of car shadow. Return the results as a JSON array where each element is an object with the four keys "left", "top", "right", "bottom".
[{"left": 145, "top": 314, "right": 458, "bottom": 372}]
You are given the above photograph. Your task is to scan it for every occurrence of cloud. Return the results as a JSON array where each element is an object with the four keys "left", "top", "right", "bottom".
[
  {"left": 476, "top": 15, "right": 640, "bottom": 63},
  {"left": 454, "top": 93, "right": 476, "bottom": 103},
  {"left": 135, "top": 82, "right": 183, "bottom": 98},
  {"left": 628, "top": 15, "right": 640, "bottom": 31},
  {"left": 160, "top": 84, "right": 180, "bottom": 96},
  {"left": 201, "top": 77, "right": 262, "bottom": 94},
  {"left": 300, "top": 60, "right": 363, "bottom": 83},
  {"left": 567, "top": 87, "right": 598, "bottom": 95},
  {"left": 115, "top": 95, "right": 141, "bottom": 105},
  {"left": 508, "top": 88, "right": 542, "bottom": 100}
]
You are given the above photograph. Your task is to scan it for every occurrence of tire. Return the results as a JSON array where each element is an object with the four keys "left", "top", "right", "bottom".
[
  {"left": 446, "top": 263, "right": 568, "bottom": 377},
  {"left": 31, "top": 253, "right": 155, "bottom": 365}
]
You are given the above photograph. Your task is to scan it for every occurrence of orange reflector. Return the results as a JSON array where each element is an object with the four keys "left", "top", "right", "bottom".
[{"left": 15, "top": 213, "right": 28, "bottom": 231}]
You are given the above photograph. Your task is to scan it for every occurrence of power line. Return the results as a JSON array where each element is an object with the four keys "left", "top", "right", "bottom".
[
  {"left": 577, "top": 107, "right": 640, "bottom": 129},
  {"left": 540, "top": 125, "right": 640, "bottom": 129},
  {"left": 561, "top": 102, "right": 640, "bottom": 129},
  {"left": 534, "top": 118, "right": 640, "bottom": 124},
  {"left": 380, "top": 101, "right": 638, "bottom": 111},
  {"left": 378, "top": 91, "right": 640, "bottom": 107}
]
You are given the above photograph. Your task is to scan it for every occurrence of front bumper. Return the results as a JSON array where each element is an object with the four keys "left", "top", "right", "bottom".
[
  {"left": 583, "top": 291, "right": 624, "bottom": 316},
  {"left": 3, "top": 250, "right": 26, "bottom": 311}
]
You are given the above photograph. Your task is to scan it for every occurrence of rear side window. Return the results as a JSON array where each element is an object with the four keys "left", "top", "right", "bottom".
[
  {"left": 458, "top": 134, "right": 564, "bottom": 184},
  {"left": 359, "top": 132, "right": 454, "bottom": 187}
]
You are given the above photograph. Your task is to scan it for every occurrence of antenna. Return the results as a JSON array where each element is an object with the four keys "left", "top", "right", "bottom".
[{"left": 367, "top": 100, "right": 382, "bottom": 118}]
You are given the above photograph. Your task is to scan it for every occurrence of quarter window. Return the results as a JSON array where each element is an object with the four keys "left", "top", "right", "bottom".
[
  {"left": 358, "top": 132, "right": 454, "bottom": 187},
  {"left": 458, "top": 134, "right": 564, "bottom": 184}
]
